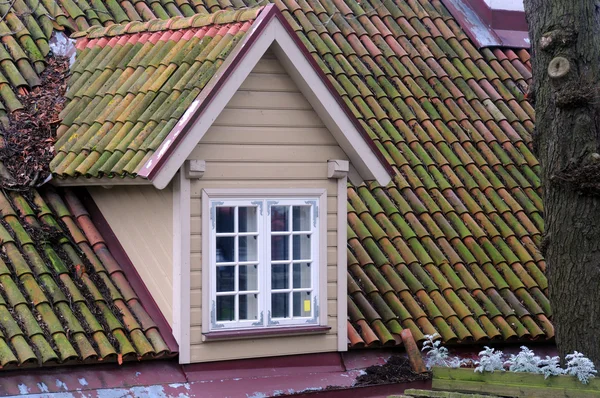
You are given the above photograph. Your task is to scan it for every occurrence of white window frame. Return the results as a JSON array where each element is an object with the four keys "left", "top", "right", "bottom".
[
  {"left": 210, "top": 199, "right": 265, "bottom": 330},
  {"left": 202, "top": 189, "right": 327, "bottom": 332}
]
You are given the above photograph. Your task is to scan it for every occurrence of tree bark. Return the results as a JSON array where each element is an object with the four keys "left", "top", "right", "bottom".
[{"left": 524, "top": 0, "right": 600, "bottom": 365}]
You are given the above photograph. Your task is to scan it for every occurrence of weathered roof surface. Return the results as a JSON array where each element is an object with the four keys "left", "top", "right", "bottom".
[
  {"left": 4, "top": 0, "right": 549, "bottom": 349},
  {"left": 0, "top": 0, "right": 242, "bottom": 125},
  {"left": 345, "top": 44, "right": 546, "bottom": 347},
  {"left": 51, "top": 8, "right": 263, "bottom": 178},
  {"left": 0, "top": 187, "right": 172, "bottom": 368}
]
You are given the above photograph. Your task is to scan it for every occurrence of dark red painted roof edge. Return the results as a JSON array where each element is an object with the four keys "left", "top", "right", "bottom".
[
  {"left": 140, "top": 4, "right": 394, "bottom": 181},
  {"left": 74, "top": 187, "right": 180, "bottom": 354},
  {"left": 441, "top": 0, "right": 529, "bottom": 49},
  {"left": 467, "top": 0, "right": 528, "bottom": 32}
]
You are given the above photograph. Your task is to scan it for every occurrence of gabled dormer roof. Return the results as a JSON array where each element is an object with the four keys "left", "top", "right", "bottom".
[{"left": 50, "top": 6, "right": 393, "bottom": 187}]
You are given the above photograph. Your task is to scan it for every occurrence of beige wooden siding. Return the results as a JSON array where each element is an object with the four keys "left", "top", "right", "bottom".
[
  {"left": 88, "top": 185, "right": 174, "bottom": 325},
  {"left": 188, "top": 52, "right": 347, "bottom": 363}
]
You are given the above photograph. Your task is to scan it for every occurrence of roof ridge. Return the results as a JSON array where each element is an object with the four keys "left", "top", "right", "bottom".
[{"left": 71, "top": 6, "right": 265, "bottom": 40}]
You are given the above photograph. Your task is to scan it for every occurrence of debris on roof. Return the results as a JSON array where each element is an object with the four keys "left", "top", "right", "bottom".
[
  {"left": 355, "top": 356, "right": 431, "bottom": 386},
  {"left": 49, "top": 32, "right": 77, "bottom": 67},
  {"left": 0, "top": 56, "right": 68, "bottom": 189},
  {"left": 0, "top": 7, "right": 176, "bottom": 368}
]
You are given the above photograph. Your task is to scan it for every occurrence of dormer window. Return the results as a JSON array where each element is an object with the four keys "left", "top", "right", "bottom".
[{"left": 206, "top": 193, "right": 323, "bottom": 332}]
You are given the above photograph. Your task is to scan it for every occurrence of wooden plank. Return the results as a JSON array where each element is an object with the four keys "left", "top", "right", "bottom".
[
  {"left": 327, "top": 246, "right": 336, "bottom": 265},
  {"left": 327, "top": 231, "right": 337, "bottom": 247},
  {"left": 201, "top": 162, "right": 329, "bottom": 180},
  {"left": 190, "top": 334, "right": 338, "bottom": 363},
  {"left": 327, "top": 214, "right": 336, "bottom": 231},
  {"left": 190, "top": 270, "right": 201, "bottom": 290},
  {"left": 191, "top": 216, "right": 201, "bottom": 234},
  {"left": 190, "top": 289, "right": 201, "bottom": 308},
  {"left": 327, "top": 266, "right": 337, "bottom": 283},
  {"left": 432, "top": 378, "right": 600, "bottom": 398},
  {"left": 250, "top": 58, "right": 286, "bottom": 74},
  {"left": 227, "top": 91, "right": 312, "bottom": 110},
  {"left": 326, "top": 316, "right": 337, "bottom": 333},
  {"left": 327, "top": 282, "right": 337, "bottom": 299},
  {"left": 327, "top": 196, "right": 337, "bottom": 211},
  {"left": 213, "top": 109, "right": 323, "bottom": 128},
  {"left": 201, "top": 126, "right": 338, "bottom": 146},
  {"left": 191, "top": 235, "right": 201, "bottom": 253},
  {"left": 190, "top": 197, "right": 201, "bottom": 211},
  {"left": 190, "top": 179, "right": 339, "bottom": 193},
  {"left": 190, "top": 326, "right": 203, "bottom": 344},
  {"left": 190, "top": 143, "right": 346, "bottom": 162},
  {"left": 190, "top": 252, "right": 201, "bottom": 271},
  {"left": 191, "top": 307, "right": 202, "bottom": 326},
  {"left": 433, "top": 368, "right": 600, "bottom": 390},
  {"left": 328, "top": 299, "right": 337, "bottom": 317},
  {"left": 238, "top": 73, "right": 299, "bottom": 92}
]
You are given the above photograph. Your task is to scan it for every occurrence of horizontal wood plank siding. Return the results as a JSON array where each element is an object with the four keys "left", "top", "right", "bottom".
[
  {"left": 88, "top": 185, "right": 174, "bottom": 325},
  {"left": 188, "top": 53, "right": 347, "bottom": 363}
]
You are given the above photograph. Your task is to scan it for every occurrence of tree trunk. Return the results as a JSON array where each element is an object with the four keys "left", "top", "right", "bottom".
[{"left": 524, "top": 0, "right": 600, "bottom": 365}]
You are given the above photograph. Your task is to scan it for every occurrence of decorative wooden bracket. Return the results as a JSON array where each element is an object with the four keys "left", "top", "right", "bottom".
[
  {"left": 184, "top": 160, "right": 206, "bottom": 179},
  {"left": 327, "top": 159, "right": 349, "bottom": 179}
]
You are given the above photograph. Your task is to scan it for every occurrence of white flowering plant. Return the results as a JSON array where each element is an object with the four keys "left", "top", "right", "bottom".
[
  {"left": 474, "top": 347, "right": 505, "bottom": 373},
  {"left": 505, "top": 346, "right": 542, "bottom": 373},
  {"left": 539, "top": 355, "right": 564, "bottom": 379},
  {"left": 565, "top": 351, "right": 597, "bottom": 384},
  {"left": 421, "top": 333, "right": 464, "bottom": 369},
  {"left": 421, "top": 333, "right": 448, "bottom": 368},
  {"left": 423, "top": 339, "right": 597, "bottom": 386}
]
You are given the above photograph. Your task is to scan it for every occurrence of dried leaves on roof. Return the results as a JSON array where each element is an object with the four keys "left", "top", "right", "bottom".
[
  {"left": 354, "top": 356, "right": 431, "bottom": 386},
  {"left": 0, "top": 56, "right": 68, "bottom": 189}
]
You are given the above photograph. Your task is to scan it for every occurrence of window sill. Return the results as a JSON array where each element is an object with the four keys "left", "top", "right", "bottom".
[{"left": 202, "top": 325, "right": 331, "bottom": 341}]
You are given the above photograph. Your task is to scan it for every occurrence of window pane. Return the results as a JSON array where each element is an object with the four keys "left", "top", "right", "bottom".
[
  {"left": 271, "top": 264, "right": 289, "bottom": 289},
  {"left": 216, "top": 266, "right": 235, "bottom": 292},
  {"left": 239, "top": 265, "right": 258, "bottom": 291},
  {"left": 293, "top": 292, "right": 312, "bottom": 317},
  {"left": 271, "top": 235, "right": 289, "bottom": 261},
  {"left": 293, "top": 262, "right": 311, "bottom": 288},
  {"left": 293, "top": 234, "right": 311, "bottom": 260},
  {"left": 216, "top": 296, "right": 235, "bottom": 321},
  {"left": 272, "top": 293, "right": 289, "bottom": 318},
  {"left": 293, "top": 206, "right": 311, "bottom": 231},
  {"left": 216, "top": 237, "right": 235, "bottom": 263},
  {"left": 271, "top": 206, "right": 288, "bottom": 231},
  {"left": 216, "top": 207, "right": 234, "bottom": 233},
  {"left": 239, "top": 294, "right": 258, "bottom": 320},
  {"left": 239, "top": 207, "right": 257, "bottom": 232},
  {"left": 239, "top": 236, "right": 258, "bottom": 262}
]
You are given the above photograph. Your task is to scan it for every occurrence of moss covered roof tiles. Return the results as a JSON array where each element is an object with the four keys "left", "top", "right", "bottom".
[
  {"left": 0, "top": 0, "right": 550, "bottom": 351},
  {"left": 0, "top": 187, "right": 172, "bottom": 368},
  {"left": 51, "top": 7, "right": 262, "bottom": 178}
]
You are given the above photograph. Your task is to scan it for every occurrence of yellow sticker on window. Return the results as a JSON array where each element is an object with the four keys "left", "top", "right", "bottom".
[{"left": 304, "top": 300, "right": 311, "bottom": 312}]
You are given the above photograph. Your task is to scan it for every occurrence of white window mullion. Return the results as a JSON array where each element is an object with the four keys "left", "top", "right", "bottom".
[
  {"left": 265, "top": 199, "right": 273, "bottom": 325},
  {"left": 261, "top": 199, "right": 267, "bottom": 327}
]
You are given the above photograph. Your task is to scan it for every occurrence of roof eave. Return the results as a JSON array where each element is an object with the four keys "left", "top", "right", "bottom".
[{"left": 52, "top": 176, "right": 153, "bottom": 187}]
